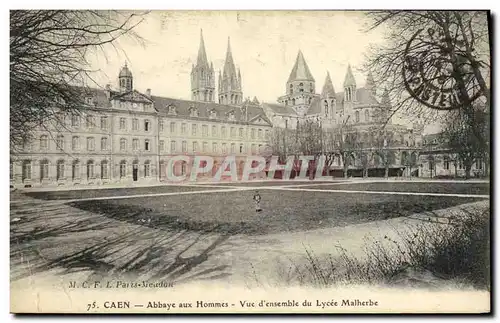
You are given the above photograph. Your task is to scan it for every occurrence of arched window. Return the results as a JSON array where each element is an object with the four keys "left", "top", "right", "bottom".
[
  {"left": 101, "top": 160, "right": 109, "bottom": 179},
  {"left": 40, "top": 159, "right": 49, "bottom": 180},
  {"left": 56, "top": 160, "right": 65, "bottom": 180},
  {"left": 299, "top": 83, "right": 304, "bottom": 93},
  {"left": 324, "top": 100, "right": 328, "bottom": 116},
  {"left": 289, "top": 83, "right": 293, "bottom": 94},
  {"left": 120, "top": 138, "right": 127, "bottom": 151},
  {"left": 310, "top": 83, "right": 314, "bottom": 93},
  {"left": 144, "top": 160, "right": 151, "bottom": 178},
  {"left": 292, "top": 98, "right": 296, "bottom": 105},
  {"left": 87, "top": 160, "right": 95, "bottom": 179},
  {"left": 364, "top": 110, "right": 370, "bottom": 122},
  {"left": 355, "top": 111, "right": 360, "bottom": 123},
  {"left": 72, "top": 160, "right": 80, "bottom": 180},
  {"left": 401, "top": 151, "right": 408, "bottom": 165},
  {"left": 120, "top": 160, "right": 127, "bottom": 178},
  {"left": 444, "top": 155, "right": 450, "bottom": 170},
  {"left": 411, "top": 152, "right": 418, "bottom": 165}
]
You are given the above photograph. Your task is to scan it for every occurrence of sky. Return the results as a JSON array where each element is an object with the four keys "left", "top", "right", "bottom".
[{"left": 86, "top": 10, "right": 440, "bottom": 133}]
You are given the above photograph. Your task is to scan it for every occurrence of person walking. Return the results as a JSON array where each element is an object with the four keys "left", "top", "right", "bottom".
[{"left": 253, "top": 190, "right": 262, "bottom": 212}]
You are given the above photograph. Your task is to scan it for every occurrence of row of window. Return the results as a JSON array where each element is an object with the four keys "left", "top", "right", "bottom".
[
  {"left": 160, "top": 121, "right": 269, "bottom": 139},
  {"left": 69, "top": 115, "right": 152, "bottom": 132},
  {"left": 35, "top": 135, "right": 153, "bottom": 152},
  {"left": 159, "top": 140, "right": 263, "bottom": 154},
  {"left": 354, "top": 110, "right": 371, "bottom": 123},
  {"left": 12, "top": 160, "right": 153, "bottom": 181}
]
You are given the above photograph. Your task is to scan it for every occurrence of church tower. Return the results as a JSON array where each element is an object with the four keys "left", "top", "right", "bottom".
[
  {"left": 191, "top": 29, "right": 215, "bottom": 102},
  {"left": 218, "top": 37, "right": 243, "bottom": 105},
  {"left": 320, "top": 71, "right": 336, "bottom": 121},
  {"left": 343, "top": 64, "right": 357, "bottom": 102},
  {"left": 380, "top": 88, "right": 393, "bottom": 124},
  {"left": 278, "top": 50, "right": 319, "bottom": 117},
  {"left": 119, "top": 62, "right": 133, "bottom": 92}
]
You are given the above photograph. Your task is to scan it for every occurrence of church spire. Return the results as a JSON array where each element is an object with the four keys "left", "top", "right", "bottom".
[
  {"left": 191, "top": 29, "right": 215, "bottom": 102},
  {"left": 219, "top": 36, "right": 242, "bottom": 105},
  {"left": 321, "top": 71, "right": 336, "bottom": 97},
  {"left": 343, "top": 64, "right": 356, "bottom": 87},
  {"left": 197, "top": 29, "right": 209, "bottom": 67},
  {"left": 287, "top": 50, "right": 315, "bottom": 83}
]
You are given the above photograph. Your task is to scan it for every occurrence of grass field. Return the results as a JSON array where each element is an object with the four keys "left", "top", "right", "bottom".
[{"left": 28, "top": 180, "right": 485, "bottom": 235}]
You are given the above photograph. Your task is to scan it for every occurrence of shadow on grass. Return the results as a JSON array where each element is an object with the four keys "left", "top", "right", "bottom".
[{"left": 11, "top": 205, "right": 233, "bottom": 285}]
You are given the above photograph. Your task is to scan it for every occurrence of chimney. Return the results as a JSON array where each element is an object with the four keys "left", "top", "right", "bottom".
[
  {"left": 105, "top": 84, "right": 111, "bottom": 99},
  {"left": 146, "top": 88, "right": 151, "bottom": 97}
]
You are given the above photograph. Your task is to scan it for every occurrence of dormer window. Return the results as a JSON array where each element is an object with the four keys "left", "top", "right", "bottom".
[
  {"left": 168, "top": 105, "right": 177, "bottom": 115},
  {"left": 209, "top": 109, "right": 217, "bottom": 119},
  {"left": 189, "top": 106, "right": 199, "bottom": 117}
]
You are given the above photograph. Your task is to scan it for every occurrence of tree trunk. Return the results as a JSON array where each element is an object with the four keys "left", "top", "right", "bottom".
[
  {"left": 384, "top": 166, "right": 389, "bottom": 178},
  {"left": 363, "top": 167, "right": 368, "bottom": 178},
  {"left": 409, "top": 166, "right": 412, "bottom": 179},
  {"left": 465, "top": 165, "right": 472, "bottom": 179},
  {"left": 454, "top": 164, "right": 458, "bottom": 178}
]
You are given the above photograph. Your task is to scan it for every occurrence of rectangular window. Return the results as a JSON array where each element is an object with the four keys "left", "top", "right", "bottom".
[
  {"left": 251, "top": 129, "right": 256, "bottom": 139},
  {"left": 265, "top": 130, "right": 270, "bottom": 139},
  {"left": 231, "top": 143, "right": 235, "bottom": 154},
  {"left": 145, "top": 140, "right": 150, "bottom": 151},
  {"left": 192, "top": 124, "right": 197, "bottom": 136},
  {"left": 212, "top": 125, "right": 217, "bottom": 137},
  {"left": 133, "top": 139, "right": 139, "bottom": 151},
  {"left": 258, "top": 129, "right": 263, "bottom": 139},
  {"left": 101, "top": 163, "right": 109, "bottom": 179},
  {"left": 87, "top": 137, "right": 95, "bottom": 151},
  {"left": 222, "top": 143, "right": 227, "bottom": 154},
  {"left": 230, "top": 127, "right": 236, "bottom": 137},
  {"left": 40, "top": 162, "right": 49, "bottom": 180},
  {"left": 170, "top": 122, "right": 176, "bottom": 133},
  {"left": 56, "top": 136, "right": 64, "bottom": 150},
  {"left": 171, "top": 141, "right": 176, "bottom": 153},
  {"left": 193, "top": 141, "right": 198, "bottom": 153},
  {"left": 120, "top": 139, "right": 126, "bottom": 151},
  {"left": 86, "top": 115, "right": 95, "bottom": 128},
  {"left": 182, "top": 141, "right": 187, "bottom": 153},
  {"left": 40, "top": 136, "right": 48, "bottom": 150},
  {"left": 251, "top": 144, "right": 256, "bottom": 154},
  {"left": 212, "top": 142, "right": 217, "bottom": 153},
  {"left": 221, "top": 127, "right": 226, "bottom": 138},
  {"left": 203, "top": 142, "right": 208, "bottom": 152},
  {"left": 57, "top": 163, "right": 65, "bottom": 180},
  {"left": 144, "top": 163, "right": 150, "bottom": 177},
  {"left": 101, "top": 137, "right": 108, "bottom": 150},
  {"left": 159, "top": 140, "right": 165, "bottom": 152},
  {"left": 181, "top": 123, "right": 187, "bottom": 134},
  {"left": 132, "top": 118, "right": 139, "bottom": 131},
  {"left": 202, "top": 125, "right": 208, "bottom": 136},
  {"left": 159, "top": 119, "right": 164, "bottom": 132},
  {"left": 239, "top": 128, "right": 244, "bottom": 138},
  {"left": 23, "top": 162, "right": 32, "bottom": 180},
  {"left": 72, "top": 136, "right": 79, "bottom": 150},
  {"left": 144, "top": 120, "right": 150, "bottom": 132},
  {"left": 100, "top": 116, "right": 108, "bottom": 130},
  {"left": 120, "top": 118, "right": 126, "bottom": 130},
  {"left": 72, "top": 115, "right": 80, "bottom": 127},
  {"left": 72, "top": 163, "right": 80, "bottom": 180}
]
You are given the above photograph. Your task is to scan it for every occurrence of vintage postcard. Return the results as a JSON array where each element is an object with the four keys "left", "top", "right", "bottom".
[{"left": 9, "top": 10, "right": 491, "bottom": 314}]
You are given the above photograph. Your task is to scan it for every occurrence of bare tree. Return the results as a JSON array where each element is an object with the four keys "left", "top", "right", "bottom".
[
  {"left": 10, "top": 10, "right": 148, "bottom": 149},
  {"left": 440, "top": 104, "right": 489, "bottom": 179},
  {"left": 364, "top": 11, "right": 490, "bottom": 124}
]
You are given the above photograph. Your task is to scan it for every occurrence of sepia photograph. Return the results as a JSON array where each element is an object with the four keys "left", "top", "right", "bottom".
[{"left": 9, "top": 9, "right": 491, "bottom": 314}]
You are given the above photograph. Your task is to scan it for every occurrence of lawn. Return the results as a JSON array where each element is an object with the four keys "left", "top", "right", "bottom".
[
  {"left": 301, "top": 182, "right": 490, "bottom": 195},
  {"left": 68, "top": 189, "right": 486, "bottom": 235}
]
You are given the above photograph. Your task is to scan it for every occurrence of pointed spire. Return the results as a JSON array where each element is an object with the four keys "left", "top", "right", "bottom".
[
  {"left": 343, "top": 64, "right": 356, "bottom": 87},
  {"left": 287, "top": 50, "right": 315, "bottom": 82},
  {"left": 321, "top": 71, "right": 336, "bottom": 97},
  {"left": 197, "top": 29, "right": 209, "bottom": 66},
  {"left": 225, "top": 37, "right": 235, "bottom": 68}
]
